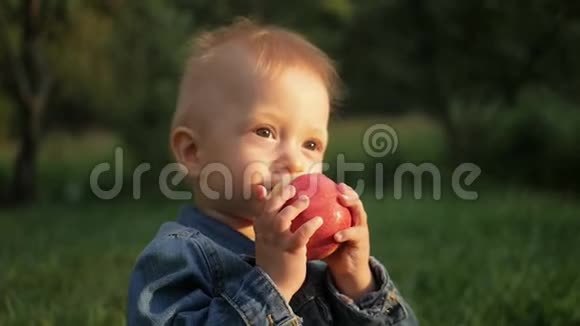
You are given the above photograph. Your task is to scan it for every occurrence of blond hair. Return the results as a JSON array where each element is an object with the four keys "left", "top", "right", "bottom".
[{"left": 171, "top": 18, "right": 341, "bottom": 131}]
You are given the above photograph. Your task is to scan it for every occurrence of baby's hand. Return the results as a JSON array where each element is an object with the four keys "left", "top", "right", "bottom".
[
  {"left": 323, "top": 183, "right": 375, "bottom": 301},
  {"left": 253, "top": 182, "right": 323, "bottom": 303}
]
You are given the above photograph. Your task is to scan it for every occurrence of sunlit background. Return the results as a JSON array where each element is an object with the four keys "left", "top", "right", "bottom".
[{"left": 1, "top": 1, "right": 579, "bottom": 325}]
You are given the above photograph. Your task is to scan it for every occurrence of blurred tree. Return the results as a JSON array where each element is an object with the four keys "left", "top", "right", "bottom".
[
  {"left": 341, "top": 0, "right": 580, "bottom": 159},
  {"left": 2, "top": 0, "right": 579, "bottom": 202},
  {"left": 0, "top": 0, "right": 57, "bottom": 203},
  {"left": 0, "top": 0, "right": 115, "bottom": 203},
  {"left": 102, "top": 0, "right": 190, "bottom": 168}
]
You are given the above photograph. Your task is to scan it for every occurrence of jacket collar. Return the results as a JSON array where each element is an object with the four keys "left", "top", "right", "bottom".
[{"left": 177, "top": 205, "right": 255, "bottom": 257}]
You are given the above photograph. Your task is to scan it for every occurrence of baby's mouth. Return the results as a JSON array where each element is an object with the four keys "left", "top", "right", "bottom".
[
  {"left": 265, "top": 175, "right": 298, "bottom": 190},
  {"left": 254, "top": 173, "right": 301, "bottom": 194}
]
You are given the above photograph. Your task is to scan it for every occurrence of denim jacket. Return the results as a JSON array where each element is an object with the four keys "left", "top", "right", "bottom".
[{"left": 127, "top": 205, "right": 418, "bottom": 325}]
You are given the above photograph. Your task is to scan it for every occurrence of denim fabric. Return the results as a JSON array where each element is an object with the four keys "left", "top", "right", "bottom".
[{"left": 127, "top": 205, "right": 418, "bottom": 325}]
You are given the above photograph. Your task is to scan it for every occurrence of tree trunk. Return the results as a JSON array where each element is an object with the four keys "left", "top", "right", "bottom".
[
  {"left": 3, "top": 0, "right": 51, "bottom": 204},
  {"left": 11, "top": 98, "right": 41, "bottom": 203},
  {"left": 410, "top": 0, "right": 461, "bottom": 161}
]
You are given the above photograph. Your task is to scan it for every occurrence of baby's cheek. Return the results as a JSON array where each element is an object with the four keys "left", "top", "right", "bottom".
[
  {"left": 305, "top": 159, "right": 325, "bottom": 174},
  {"left": 242, "top": 147, "right": 274, "bottom": 168},
  {"left": 230, "top": 159, "right": 270, "bottom": 189},
  {"left": 233, "top": 145, "right": 275, "bottom": 182}
]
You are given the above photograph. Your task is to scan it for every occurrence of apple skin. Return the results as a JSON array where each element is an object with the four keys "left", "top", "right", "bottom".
[{"left": 283, "top": 173, "right": 352, "bottom": 260}]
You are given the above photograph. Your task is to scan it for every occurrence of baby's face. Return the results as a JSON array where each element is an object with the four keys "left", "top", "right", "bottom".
[{"left": 199, "top": 66, "right": 330, "bottom": 219}]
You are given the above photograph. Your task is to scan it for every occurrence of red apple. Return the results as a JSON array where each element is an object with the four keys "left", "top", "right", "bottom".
[{"left": 283, "top": 173, "right": 352, "bottom": 260}]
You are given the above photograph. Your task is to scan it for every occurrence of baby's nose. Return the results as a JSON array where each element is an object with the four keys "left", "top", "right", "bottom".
[
  {"left": 277, "top": 145, "right": 305, "bottom": 174},
  {"left": 284, "top": 156, "right": 304, "bottom": 174}
]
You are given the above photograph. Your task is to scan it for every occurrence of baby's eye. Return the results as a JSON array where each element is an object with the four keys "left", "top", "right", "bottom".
[
  {"left": 255, "top": 127, "right": 274, "bottom": 138},
  {"left": 303, "top": 140, "right": 321, "bottom": 151}
]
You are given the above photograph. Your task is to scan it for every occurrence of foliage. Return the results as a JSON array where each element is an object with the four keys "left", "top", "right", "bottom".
[
  {"left": 450, "top": 86, "right": 580, "bottom": 191},
  {"left": 1, "top": 0, "right": 580, "bottom": 202},
  {"left": 341, "top": 0, "right": 580, "bottom": 112}
]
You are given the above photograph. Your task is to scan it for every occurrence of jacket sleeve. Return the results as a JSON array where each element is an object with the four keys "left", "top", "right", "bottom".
[
  {"left": 127, "top": 230, "right": 301, "bottom": 326},
  {"left": 325, "top": 257, "right": 419, "bottom": 326}
]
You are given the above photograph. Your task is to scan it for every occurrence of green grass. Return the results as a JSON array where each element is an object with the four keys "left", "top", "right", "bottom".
[
  {"left": 1, "top": 190, "right": 579, "bottom": 325},
  {"left": 368, "top": 189, "right": 580, "bottom": 325},
  {"left": 0, "top": 202, "right": 178, "bottom": 325}
]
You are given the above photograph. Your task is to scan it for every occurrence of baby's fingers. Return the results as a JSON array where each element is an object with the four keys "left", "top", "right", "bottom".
[
  {"left": 273, "top": 195, "right": 310, "bottom": 231},
  {"left": 254, "top": 185, "right": 268, "bottom": 201},
  {"left": 334, "top": 226, "right": 367, "bottom": 244},
  {"left": 337, "top": 183, "right": 360, "bottom": 206},
  {"left": 288, "top": 217, "right": 323, "bottom": 250},
  {"left": 337, "top": 183, "right": 368, "bottom": 226},
  {"left": 264, "top": 184, "right": 296, "bottom": 215}
]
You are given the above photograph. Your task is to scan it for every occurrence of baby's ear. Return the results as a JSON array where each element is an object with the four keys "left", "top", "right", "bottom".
[{"left": 170, "top": 126, "right": 203, "bottom": 177}]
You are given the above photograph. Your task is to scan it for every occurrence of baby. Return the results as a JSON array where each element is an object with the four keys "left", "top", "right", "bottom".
[{"left": 127, "top": 19, "right": 417, "bottom": 325}]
